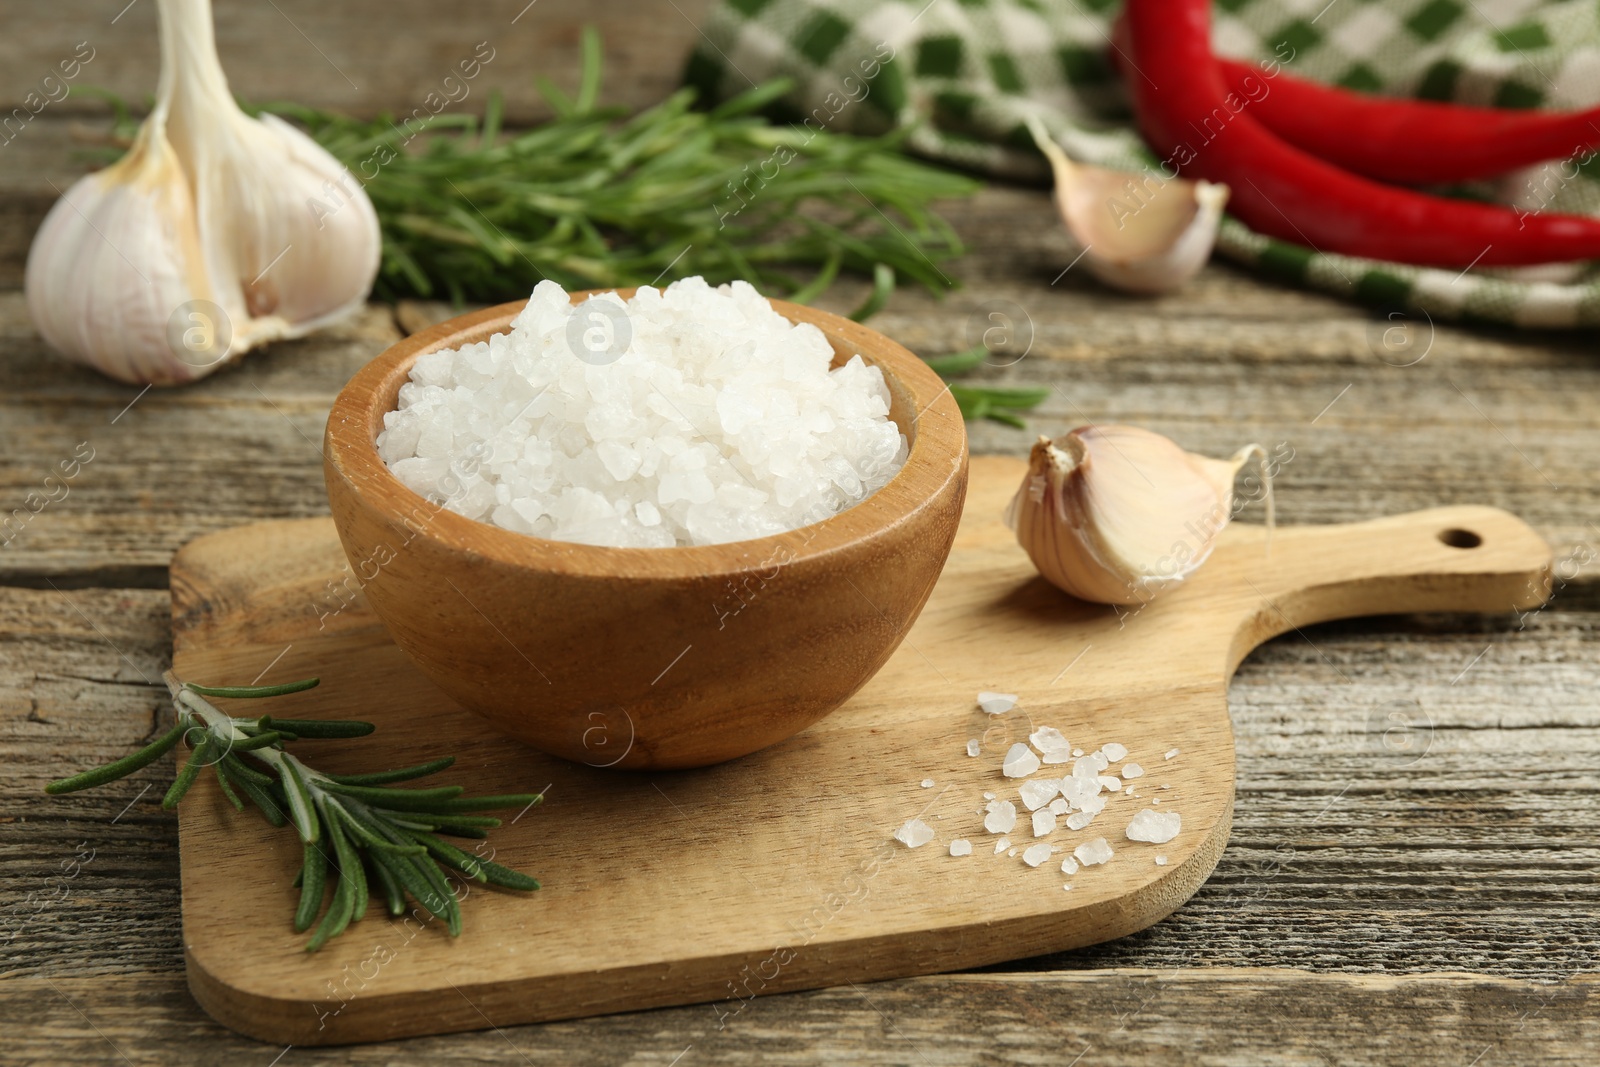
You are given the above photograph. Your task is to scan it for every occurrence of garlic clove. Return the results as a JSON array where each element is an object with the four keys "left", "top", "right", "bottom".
[
  {"left": 1025, "top": 116, "right": 1228, "bottom": 295},
  {"left": 1006, "top": 426, "right": 1269, "bottom": 605},
  {"left": 23, "top": 0, "right": 380, "bottom": 386}
]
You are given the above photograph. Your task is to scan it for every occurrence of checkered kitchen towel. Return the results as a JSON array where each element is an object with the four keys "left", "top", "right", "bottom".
[{"left": 685, "top": 0, "right": 1600, "bottom": 328}]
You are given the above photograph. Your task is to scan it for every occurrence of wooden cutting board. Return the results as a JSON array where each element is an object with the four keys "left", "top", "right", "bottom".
[{"left": 170, "top": 456, "right": 1551, "bottom": 1045}]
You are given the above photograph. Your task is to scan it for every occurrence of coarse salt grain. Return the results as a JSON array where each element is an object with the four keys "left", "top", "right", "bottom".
[
  {"left": 921, "top": 778, "right": 934, "bottom": 788},
  {"left": 378, "top": 278, "right": 907, "bottom": 548},
  {"left": 1074, "top": 837, "right": 1114, "bottom": 866},
  {"left": 1126, "top": 808, "right": 1181, "bottom": 844},
  {"left": 1101, "top": 742, "right": 1128, "bottom": 762},
  {"left": 1122, "top": 763, "right": 1145, "bottom": 779},
  {"left": 966, "top": 739, "right": 981, "bottom": 757},
  {"left": 950, "top": 839, "right": 972, "bottom": 857},
  {"left": 994, "top": 838, "right": 1011, "bottom": 854},
  {"left": 1032, "top": 809, "right": 1057, "bottom": 837},
  {"left": 977, "top": 691, "right": 1017, "bottom": 714},
  {"left": 1098, "top": 775, "right": 1123, "bottom": 793},
  {"left": 894, "top": 818, "right": 935, "bottom": 848},
  {"left": 1165, "top": 748, "right": 1180, "bottom": 760},
  {"left": 1060, "top": 856, "right": 1079, "bottom": 875},
  {"left": 984, "top": 799, "right": 1018, "bottom": 834},
  {"left": 1029, "top": 726, "right": 1072, "bottom": 760},
  {"left": 1019, "top": 778, "right": 1061, "bottom": 811},
  {"left": 1002, "top": 743, "right": 1041, "bottom": 778},
  {"left": 1155, "top": 855, "right": 1168, "bottom": 866},
  {"left": 1048, "top": 798, "right": 1070, "bottom": 816},
  {"left": 1022, "top": 843, "right": 1053, "bottom": 867},
  {"left": 1065, "top": 811, "right": 1096, "bottom": 831},
  {"left": 1062, "top": 883, "right": 1074, "bottom": 891}
]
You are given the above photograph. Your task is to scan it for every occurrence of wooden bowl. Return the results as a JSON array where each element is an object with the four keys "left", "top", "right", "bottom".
[{"left": 324, "top": 292, "right": 968, "bottom": 769}]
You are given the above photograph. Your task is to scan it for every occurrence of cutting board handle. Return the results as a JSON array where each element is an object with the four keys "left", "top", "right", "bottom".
[{"left": 1221, "top": 505, "right": 1552, "bottom": 673}]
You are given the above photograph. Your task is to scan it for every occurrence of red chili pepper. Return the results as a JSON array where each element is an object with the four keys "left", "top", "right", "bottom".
[
  {"left": 1122, "top": 0, "right": 1600, "bottom": 267},
  {"left": 1219, "top": 57, "right": 1600, "bottom": 185}
]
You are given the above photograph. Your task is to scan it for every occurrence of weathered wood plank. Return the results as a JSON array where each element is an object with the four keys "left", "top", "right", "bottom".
[
  {"left": 2, "top": 970, "right": 1594, "bottom": 1065},
  {"left": 0, "top": 0, "right": 712, "bottom": 124}
]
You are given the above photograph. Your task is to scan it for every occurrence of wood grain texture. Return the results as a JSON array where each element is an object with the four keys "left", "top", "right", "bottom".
[
  {"left": 166, "top": 456, "right": 1550, "bottom": 1043},
  {"left": 323, "top": 297, "right": 968, "bottom": 768},
  {"left": 4, "top": 969, "right": 1597, "bottom": 1066}
]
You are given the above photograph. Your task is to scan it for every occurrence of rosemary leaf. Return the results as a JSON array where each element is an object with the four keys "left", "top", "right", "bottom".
[
  {"left": 45, "top": 721, "right": 186, "bottom": 795},
  {"left": 162, "top": 731, "right": 211, "bottom": 810},
  {"left": 185, "top": 678, "right": 320, "bottom": 699},
  {"left": 322, "top": 756, "right": 456, "bottom": 786},
  {"left": 295, "top": 838, "right": 329, "bottom": 933},
  {"left": 260, "top": 718, "right": 376, "bottom": 739}
]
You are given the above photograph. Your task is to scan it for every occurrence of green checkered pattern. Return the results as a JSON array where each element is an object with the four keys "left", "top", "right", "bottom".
[{"left": 685, "top": 0, "right": 1600, "bottom": 328}]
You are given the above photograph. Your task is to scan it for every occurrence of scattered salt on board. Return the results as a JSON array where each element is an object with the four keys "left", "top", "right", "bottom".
[
  {"left": 1122, "top": 763, "right": 1145, "bottom": 779},
  {"left": 1032, "top": 809, "right": 1057, "bottom": 837},
  {"left": 1019, "top": 778, "right": 1061, "bottom": 811},
  {"left": 950, "top": 839, "right": 972, "bottom": 857},
  {"left": 1074, "top": 838, "right": 1113, "bottom": 866},
  {"left": 1126, "top": 808, "right": 1181, "bottom": 844},
  {"left": 984, "top": 800, "right": 1018, "bottom": 834},
  {"left": 1101, "top": 742, "right": 1128, "bottom": 762},
  {"left": 977, "top": 691, "right": 1017, "bottom": 715},
  {"left": 894, "top": 819, "right": 934, "bottom": 848},
  {"left": 1002, "top": 743, "right": 1041, "bottom": 778},
  {"left": 1022, "top": 843, "right": 1053, "bottom": 867}
]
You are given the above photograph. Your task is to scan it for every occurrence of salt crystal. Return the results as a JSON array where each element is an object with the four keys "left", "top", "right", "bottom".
[
  {"left": 920, "top": 779, "right": 934, "bottom": 788},
  {"left": 894, "top": 819, "right": 935, "bottom": 848},
  {"left": 1071, "top": 748, "right": 1084, "bottom": 757},
  {"left": 1071, "top": 757, "right": 1101, "bottom": 781},
  {"left": 977, "top": 691, "right": 1017, "bottom": 714},
  {"left": 1122, "top": 763, "right": 1145, "bottom": 779},
  {"left": 1090, "top": 751, "right": 1110, "bottom": 771},
  {"left": 1060, "top": 856, "right": 1079, "bottom": 875},
  {"left": 1002, "top": 743, "right": 1041, "bottom": 778},
  {"left": 994, "top": 838, "right": 1011, "bottom": 854},
  {"left": 1155, "top": 855, "right": 1168, "bottom": 866},
  {"left": 1062, "top": 883, "right": 1074, "bottom": 890},
  {"left": 1029, "top": 726, "right": 1072, "bottom": 759},
  {"left": 1022, "top": 843, "right": 1053, "bottom": 867},
  {"left": 983, "top": 791, "right": 995, "bottom": 800},
  {"left": 1019, "top": 778, "right": 1061, "bottom": 811},
  {"left": 1074, "top": 837, "right": 1114, "bottom": 866},
  {"left": 1008, "top": 849, "right": 1018, "bottom": 857},
  {"left": 1066, "top": 811, "right": 1096, "bottom": 831},
  {"left": 1032, "top": 809, "right": 1057, "bottom": 837},
  {"left": 950, "top": 839, "right": 972, "bottom": 857},
  {"left": 983, "top": 800, "right": 1018, "bottom": 834},
  {"left": 1152, "top": 798, "right": 1161, "bottom": 805},
  {"left": 1098, "top": 775, "right": 1123, "bottom": 793},
  {"left": 1079, "top": 794, "right": 1107, "bottom": 816},
  {"left": 1165, "top": 748, "right": 1180, "bottom": 760},
  {"left": 1126, "top": 808, "right": 1181, "bottom": 844},
  {"left": 966, "top": 739, "right": 981, "bottom": 758},
  {"left": 1048, "top": 798, "right": 1070, "bottom": 816},
  {"left": 1101, "top": 742, "right": 1128, "bottom": 762},
  {"left": 379, "top": 278, "right": 906, "bottom": 548}
]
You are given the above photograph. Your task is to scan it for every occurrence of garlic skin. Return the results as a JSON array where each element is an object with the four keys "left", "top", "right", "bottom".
[
  {"left": 1005, "top": 426, "right": 1269, "bottom": 605},
  {"left": 1026, "top": 117, "right": 1227, "bottom": 295},
  {"left": 24, "top": 0, "right": 379, "bottom": 385}
]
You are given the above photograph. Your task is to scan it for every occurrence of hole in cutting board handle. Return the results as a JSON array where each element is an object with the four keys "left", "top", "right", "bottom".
[{"left": 1437, "top": 528, "right": 1483, "bottom": 549}]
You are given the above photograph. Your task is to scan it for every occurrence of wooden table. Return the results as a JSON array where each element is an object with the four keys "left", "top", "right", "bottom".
[{"left": 2, "top": 3, "right": 1596, "bottom": 1063}]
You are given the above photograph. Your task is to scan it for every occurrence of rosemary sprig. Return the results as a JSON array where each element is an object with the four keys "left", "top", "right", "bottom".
[
  {"left": 924, "top": 344, "right": 1050, "bottom": 428},
  {"left": 46, "top": 671, "right": 541, "bottom": 952},
  {"left": 252, "top": 27, "right": 979, "bottom": 311}
]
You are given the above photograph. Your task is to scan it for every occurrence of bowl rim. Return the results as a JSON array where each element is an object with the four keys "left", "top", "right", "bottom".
[{"left": 324, "top": 289, "right": 968, "bottom": 580}]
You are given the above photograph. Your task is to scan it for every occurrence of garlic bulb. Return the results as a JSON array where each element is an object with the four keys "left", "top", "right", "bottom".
[
  {"left": 1025, "top": 116, "right": 1227, "bottom": 295},
  {"left": 24, "top": 0, "right": 379, "bottom": 385},
  {"left": 1005, "top": 426, "right": 1271, "bottom": 605}
]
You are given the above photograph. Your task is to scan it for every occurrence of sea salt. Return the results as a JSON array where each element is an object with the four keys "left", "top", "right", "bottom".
[
  {"left": 994, "top": 838, "right": 1011, "bottom": 854},
  {"left": 894, "top": 818, "right": 935, "bottom": 848},
  {"left": 1074, "top": 837, "right": 1114, "bottom": 866},
  {"left": 1032, "top": 809, "right": 1057, "bottom": 837},
  {"left": 984, "top": 799, "right": 1018, "bottom": 834},
  {"left": 950, "top": 839, "right": 972, "bottom": 857},
  {"left": 1060, "top": 856, "right": 1079, "bottom": 875},
  {"left": 1019, "top": 778, "right": 1061, "bottom": 811},
  {"left": 1101, "top": 742, "right": 1128, "bottom": 762},
  {"left": 1155, "top": 855, "right": 1168, "bottom": 866},
  {"left": 1002, "top": 743, "right": 1041, "bottom": 778},
  {"left": 1165, "top": 748, "right": 1180, "bottom": 760},
  {"left": 966, "top": 739, "right": 981, "bottom": 758},
  {"left": 1098, "top": 775, "right": 1123, "bottom": 793},
  {"left": 1126, "top": 808, "right": 1181, "bottom": 844},
  {"left": 1123, "top": 763, "right": 1145, "bottom": 779},
  {"left": 1066, "top": 811, "right": 1096, "bottom": 831},
  {"left": 1048, "top": 798, "right": 1070, "bottom": 816},
  {"left": 921, "top": 779, "right": 934, "bottom": 788},
  {"left": 978, "top": 691, "right": 1018, "bottom": 715},
  {"left": 377, "top": 278, "right": 907, "bottom": 547},
  {"left": 1022, "top": 843, "right": 1053, "bottom": 867},
  {"left": 1029, "top": 726, "right": 1072, "bottom": 761}
]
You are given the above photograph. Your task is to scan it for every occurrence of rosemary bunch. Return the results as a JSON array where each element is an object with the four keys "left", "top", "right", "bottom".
[
  {"left": 924, "top": 346, "right": 1050, "bottom": 428},
  {"left": 258, "top": 28, "right": 979, "bottom": 311},
  {"left": 46, "top": 671, "right": 541, "bottom": 952}
]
